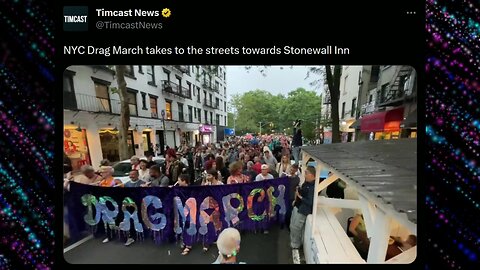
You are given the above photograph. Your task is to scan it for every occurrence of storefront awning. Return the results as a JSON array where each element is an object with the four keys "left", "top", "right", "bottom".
[
  {"left": 400, "top": 109, "right": 417, "bottom": 129},
  {"left": 361, "top": 107, "right": 404, "bottom": 133},
  {"left": 350, "top": 120, "right": 361, "bottom": 130}
]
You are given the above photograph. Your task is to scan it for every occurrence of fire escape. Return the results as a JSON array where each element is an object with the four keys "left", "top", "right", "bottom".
[{"left": 376, "top": 66, "right": 415, "bottom": 109}]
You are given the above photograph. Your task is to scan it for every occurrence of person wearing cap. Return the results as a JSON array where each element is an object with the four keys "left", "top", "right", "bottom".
[
  {"left": 212, "top": 228, "right": 245, "bottom": 264},
  {"left": 255, "top": 164, "right": 274, "bottom": 182}
]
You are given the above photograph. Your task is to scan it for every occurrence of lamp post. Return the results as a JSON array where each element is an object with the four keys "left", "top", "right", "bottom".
[{"left": 258, "top": 121, "right": 272, "bottom": 136}]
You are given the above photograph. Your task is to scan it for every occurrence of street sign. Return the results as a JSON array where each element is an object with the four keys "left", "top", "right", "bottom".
[{"left": 161, "top": 110, "right": 165, "bottom": 118}]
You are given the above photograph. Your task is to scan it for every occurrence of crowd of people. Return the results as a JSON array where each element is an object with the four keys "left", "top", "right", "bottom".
[
  {"left": 63, "top": 121, "right": 416, "bottom": 263},
  {"left": 63, "top": 130, "right": 308, "bottom": 256}
]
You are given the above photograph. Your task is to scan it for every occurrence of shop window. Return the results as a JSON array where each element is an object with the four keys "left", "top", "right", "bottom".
[{"left": 64, "top": 128, "right": 91, "bottom": 171}]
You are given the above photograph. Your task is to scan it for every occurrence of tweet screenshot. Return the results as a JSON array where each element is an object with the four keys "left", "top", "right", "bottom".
[{"left": 60, "top": 1, "right": 422, "bottom": 266}]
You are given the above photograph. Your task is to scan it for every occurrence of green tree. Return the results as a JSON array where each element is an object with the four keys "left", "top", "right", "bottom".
[
  {"left": 231, "top": 90, "right": 284, "bottom": 134},
  {"left": 229, "top": 88, "right": 322, "bottom": 140},
  {"left": 283, "top": 88, "right": 322, "bottom": 140},
  {"left": 227, "top": 112, "right": 235, "bottom": 128}
]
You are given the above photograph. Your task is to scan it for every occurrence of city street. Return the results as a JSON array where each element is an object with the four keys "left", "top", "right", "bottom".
[
  {"left": 63, "top": 65, "right": 417, "bottom": 264},
  {"left": 64, "top": 225, "right": 294, "bottom": 264}
]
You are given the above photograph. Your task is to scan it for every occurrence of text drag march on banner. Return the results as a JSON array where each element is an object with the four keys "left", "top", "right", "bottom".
[{"left": 67, "top": 177, "right": 290, "bottom": 246}]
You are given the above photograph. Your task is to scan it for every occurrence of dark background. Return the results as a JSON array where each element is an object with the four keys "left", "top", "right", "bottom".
[{"left": 4, "top": 0, "right": 477, "bottom": 269}]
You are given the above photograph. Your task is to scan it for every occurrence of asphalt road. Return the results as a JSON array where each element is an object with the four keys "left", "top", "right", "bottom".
[{"left": 64, "top": 225, "right": 293, "bottom": 264}]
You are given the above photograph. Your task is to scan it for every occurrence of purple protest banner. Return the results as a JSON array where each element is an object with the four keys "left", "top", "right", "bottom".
[{"left": 66, "top": 177, "right": 290, "bottom": 246}]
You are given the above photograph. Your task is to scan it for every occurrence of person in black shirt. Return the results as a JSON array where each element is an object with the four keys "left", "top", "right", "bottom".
[
  {"left": 290, "top": 165, "right": 316, "bottom": 250},
  {"left": 285, "top": 164, "right": 300, "bottom": 230}
]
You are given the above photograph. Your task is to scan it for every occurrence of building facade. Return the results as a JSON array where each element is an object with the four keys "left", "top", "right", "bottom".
[
  {"left": 318, "top": 65, "right": 417, "bottom": 144},
  {"left": 63, "top": 65, "right": 228, "bottom": 170},
  {"left": 355, "top": 65, "right": 417, "bottom": 141},
  {"left": 338, "top": 66, "right": 362, "bottom": 142}
]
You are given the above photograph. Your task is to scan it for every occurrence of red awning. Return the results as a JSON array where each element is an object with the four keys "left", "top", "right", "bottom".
[{"left": 361, "top": 107, "right": 404, "bottom": 133}]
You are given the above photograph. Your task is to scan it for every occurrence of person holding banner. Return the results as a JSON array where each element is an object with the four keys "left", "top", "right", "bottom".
[
  {"left": 95, "top": 166, "right": 122, "bottom": 187},
  {"left": 144, "top": 165, "right": 169, "bottom": 187},
  {"left": 124, "top": 170, "right": 145, "bottom": 188}
]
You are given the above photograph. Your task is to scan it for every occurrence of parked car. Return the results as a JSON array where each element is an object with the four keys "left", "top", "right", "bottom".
[{"left": 112, "top": 157, "right": 165, "bottom": 183}]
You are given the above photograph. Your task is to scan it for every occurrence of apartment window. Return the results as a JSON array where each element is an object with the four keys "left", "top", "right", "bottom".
[
  {"left": 198, "top": 108, "right": 201, "bottom": 121},
  {"left": 208, "top": 75, "right": 212, "bottom": 86},
  {"left": 125, "top": 65, "right": 135, "bottom": 77},
  {"left": 216, "top": 114, "right": 220, "bottom": 126},
  {"left": 203, "top": 91, "right": 207, "bottom": 103},
  {"left": 196, "top": 66, "right": 200, "bottom": 75},
  {"left": 224, "top": 101, "right": 227, "bottom": 112},
  {"left": 204, "top": 110, "right": 208, "bottom": 123},
  {"left": 147, "top": 65, "right": 156, "bottom": 86},
  {"left": 371, "top": 66, "right": 380, "bottom": 82},
  {"left": 351, "top": 98, "right": 356, "bottom": 117},
  {"left": 369, "top": 94, "right": 373, "bottom": 103},
  {"left": 210, "top": 112, "right": 213, "bottom": 125},
  {"left": 215, "top": 81, "right": 219, "bottom": 92},
  {"left": 380, "top": 84, "right": 388, "bottom": 103},
  {"left": 94, "top": 82, "right": 110, "bottom": 112},
  {"left": 163, "top": 68, "right": 171, "bottom": 82},
  {"left": 224, "top": 86, "right": 226, "bottom": 96},
  {"left": 188, "top": 106, "right": 193, "bottom": 122},
  {"left": 176, "top": 76, "right": 182, "bottom": 92},
  {"left": 341, "top": 102, "right": 346, "bottom": 118},
  {"left": 187, "top": 82, "right": 192, "bottom": 98},
  {"left": 343, "top": 75, "right": 348, "bottom": 94},
  {"left": 138, "top": 65, "right": 143, "bottom": 74},
  {"left": 127, "top": 90, "right": 138, "bottom": 116},
  {"left": 150, "top": 96, "right": 158, "bottom": 118},
  {"left": 178, "top": 103, "right": 184, "bottom": 121},
  {"left": 209, "top": 93, "right": 213, "bottom": 105},
  {"left": 223, "top": 72, "right": 226, "bottom": 80},
  {"left": 141, "top": 92, "right": 147, "bottom": 110},
  {"left": 165, "top": 100, "right": 172, "bottom": 120},
  {"left": 194, "top": 107, "right": 197, "bottom": 118},
  {"left": 216, "top": 98, "right": 219, "bottom": 109}
]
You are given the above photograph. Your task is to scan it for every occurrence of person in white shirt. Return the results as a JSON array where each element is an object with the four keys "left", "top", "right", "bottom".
[
  {"left": 177, "top": 153, "right": 189, "bottom": 167},
  {"left": 255, "top": 164, "right": 274, "bottom": 181},
  {"left": 138, "top": 160, "right": 150, "bottom": 181},
  {"left": 130, "top": 156, "right": 140, "bottom": 171}
]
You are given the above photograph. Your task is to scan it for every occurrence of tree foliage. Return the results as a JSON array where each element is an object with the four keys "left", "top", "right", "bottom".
[
  {"left": 245, "top": 65, "right": 342, "bottom": 143},
  {"left": 230, "top": 88, "right": 322, "bottom": 140}
]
